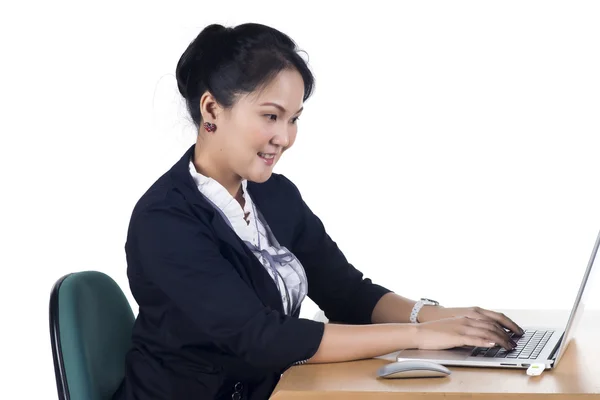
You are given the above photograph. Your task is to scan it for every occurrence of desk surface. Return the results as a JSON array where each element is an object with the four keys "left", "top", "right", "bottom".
[{"left": 272, "top": 310, "right": 600, "bottom": 399}]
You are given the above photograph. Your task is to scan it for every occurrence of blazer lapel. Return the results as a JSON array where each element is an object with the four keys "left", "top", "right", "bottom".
[
  {"left": 168, "top": 145, "right": 249, "bottom": 259},
  {"left": 206, "top": 204, "right": 285, "bottom": 314},
  {"left": 170, "top": 145, "right": 284, "bottom": 313},
  {"left": 246, "top": 182, "right": 294, "bottom": 249},
  {"left": 206, "top": 206, "right": 251, "bottom": 258}
]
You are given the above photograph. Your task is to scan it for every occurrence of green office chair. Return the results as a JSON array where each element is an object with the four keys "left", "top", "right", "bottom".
[{"left": 49, "top": 271, "right": 134, "bottom": 400}]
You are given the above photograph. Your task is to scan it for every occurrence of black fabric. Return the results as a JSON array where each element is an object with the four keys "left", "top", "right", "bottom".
[{"left": 115, "top": 144, "right": 392, "bottom": 399}]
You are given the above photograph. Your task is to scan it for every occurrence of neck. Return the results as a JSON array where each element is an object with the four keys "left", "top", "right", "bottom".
[{"left": 193, "top": 144, "right": 242, "bottom": 199}]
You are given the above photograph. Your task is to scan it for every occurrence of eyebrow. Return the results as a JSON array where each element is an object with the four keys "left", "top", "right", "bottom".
[{"left": 260, "top": 102, "right": 304, "bottom": 115}]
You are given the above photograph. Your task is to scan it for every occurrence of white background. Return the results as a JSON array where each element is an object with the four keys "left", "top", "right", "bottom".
[{"left": 1, "top": 0, "right": 599, "bottom": 397}]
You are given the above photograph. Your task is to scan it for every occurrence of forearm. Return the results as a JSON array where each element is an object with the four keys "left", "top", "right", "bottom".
[
  {"left": 370, "top": 292, "right": 442, "bottom": 324},
  {"left": 370, "top": 292, "right": 417, "bottom": 323},
  {"left": 307, "top": 322, "right": 418, "bottom": 364}
]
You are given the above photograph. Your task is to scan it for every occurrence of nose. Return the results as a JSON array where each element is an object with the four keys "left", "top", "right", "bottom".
[{"left": 271, "top": 127, "right": 291, "bottom": 148}]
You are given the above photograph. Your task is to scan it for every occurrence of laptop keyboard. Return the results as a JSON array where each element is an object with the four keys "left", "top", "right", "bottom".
[{"left": 471, "top": 330, "right": 554, "bottom": 359}]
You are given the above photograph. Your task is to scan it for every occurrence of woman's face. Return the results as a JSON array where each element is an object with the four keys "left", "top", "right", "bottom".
[{"left": 209, "top": 69, "right": 305, "bottom": 184}]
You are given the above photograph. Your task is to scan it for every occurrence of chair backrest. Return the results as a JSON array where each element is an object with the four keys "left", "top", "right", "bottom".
[{"left": 49, "top": 271, "right": 134, "bottom": 400}]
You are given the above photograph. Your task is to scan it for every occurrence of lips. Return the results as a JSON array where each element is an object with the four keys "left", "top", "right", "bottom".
[
  {"left": 258, "top": 152, "right": 276, "bottom": 159},
  {"left": 258, "top": 152, "right": 277, "bottom": 166}
]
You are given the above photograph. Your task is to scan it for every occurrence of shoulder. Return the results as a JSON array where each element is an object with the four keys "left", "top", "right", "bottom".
[
  {"left": 126, "top": 143, "right": 205, "bottom": 221},
  {"left": 131, "top": 172, "right": 185, "bottom": 219},
  {"left": 127, "top": 168, "right": 211, "bottom": 242}
]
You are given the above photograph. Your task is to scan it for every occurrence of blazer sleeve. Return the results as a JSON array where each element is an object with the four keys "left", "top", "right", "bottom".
[
  {"left": 283, "top": 177, "right": 393, "bottom": 325},
  {"left": 130, "top": 202, "right": 325, "bottom": 371}
]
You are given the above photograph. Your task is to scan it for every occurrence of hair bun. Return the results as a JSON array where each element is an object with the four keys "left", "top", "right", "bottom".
[
  {"left": 175, "top": 23, "right": 315, "bottom": 129},
  {"left": 176, "top": 24, "right": 233, "bottom": 100}
]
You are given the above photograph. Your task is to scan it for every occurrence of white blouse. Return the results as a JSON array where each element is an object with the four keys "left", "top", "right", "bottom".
[{"left": 189, "top": 160, "right": 308, "bottom": 315}]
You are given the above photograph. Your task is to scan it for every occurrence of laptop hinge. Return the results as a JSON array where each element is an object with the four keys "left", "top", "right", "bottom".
[{"left": 548, "top": 332, "right": 565, "bottom": 361}]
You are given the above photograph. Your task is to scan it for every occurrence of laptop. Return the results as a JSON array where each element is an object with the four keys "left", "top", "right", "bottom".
[{"left": 394, "top": 229, "right": 600, "bottom": 370}]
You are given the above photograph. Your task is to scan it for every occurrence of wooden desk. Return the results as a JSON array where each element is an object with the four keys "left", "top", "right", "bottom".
[{"left": 272, "top": 310, "right": 600, "bottom": 399}]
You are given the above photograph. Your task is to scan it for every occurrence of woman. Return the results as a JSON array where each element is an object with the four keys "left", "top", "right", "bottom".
[{"left": 116, "top": 23, "right": 523, "bottom": 400}]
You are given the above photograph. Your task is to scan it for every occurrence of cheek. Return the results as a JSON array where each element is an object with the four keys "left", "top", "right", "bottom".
[
  {"left": 241, "top": 130, "right": 270, "bottom": 162},
  {"left": 253, "top": 127, "right": 275, "bottom": 147},
  {"left": 234, "top": 126, "right": 266, "bottom": 152}
]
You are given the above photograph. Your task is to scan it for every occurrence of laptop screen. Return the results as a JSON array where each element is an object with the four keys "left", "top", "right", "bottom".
[{"left": 552, "top": 230, "right": 600, "bottom": 365}]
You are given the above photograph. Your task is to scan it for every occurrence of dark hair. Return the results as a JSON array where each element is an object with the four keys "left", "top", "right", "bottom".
[{"left": 176, "top": 23, "right": 315, "bottom": 128}]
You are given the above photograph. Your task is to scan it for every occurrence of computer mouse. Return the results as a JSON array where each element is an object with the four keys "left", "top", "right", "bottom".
[{"left": 377, "top": 360, "right": 451, "bottom": 379}]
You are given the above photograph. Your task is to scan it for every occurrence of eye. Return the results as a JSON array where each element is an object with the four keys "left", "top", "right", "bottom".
[{"left": 264, "top": 114, "right": 300, "bottom": 124}]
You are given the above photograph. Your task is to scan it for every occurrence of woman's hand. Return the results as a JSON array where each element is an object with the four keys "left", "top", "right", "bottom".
[
  {"left": 414, "top": 316, "right": 518, "bottom": 351},
  {"left": 418, "top": 306, "right": 524, "bottom": 336}
]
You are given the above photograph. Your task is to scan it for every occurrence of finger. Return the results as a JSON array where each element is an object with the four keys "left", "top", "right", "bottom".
[
  {"left": 466, "top": 309, "right": 509, "bottom": 335},
  {"left": 467, "top": 308, "right": 517, "bottom": 336},
  {"left": 464, "top": 316, "right": 512, "bottom": 342},
  {"left": 466, "top": 328, "right": 514, "bottom": 350},
  {"left": 464, "top": 319, "right": 515, "bottom": 350},
  {"left": 488, "top": 320, "right": 516, "bottom": 343},
  {"left": 476, "top": 308, "right": 524, "bottom": 335},
  {"left": 461, "top": 335, "right": 505, "bottom": 349},
  {"left": 467, "top": 314, "right": 510, "bottom": 337},
  {"left": 455, "top": 317, "right": 507, "bottom": 346}
]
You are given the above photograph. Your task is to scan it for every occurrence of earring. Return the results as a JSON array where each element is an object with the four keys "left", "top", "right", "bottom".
[{"left": 203, "top": 122, "right": 217, "bottom": 133}]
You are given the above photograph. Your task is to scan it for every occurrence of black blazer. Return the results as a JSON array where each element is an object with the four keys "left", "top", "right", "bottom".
[{"left": 114, "top": 145, "right": 392, "bottom": 400}]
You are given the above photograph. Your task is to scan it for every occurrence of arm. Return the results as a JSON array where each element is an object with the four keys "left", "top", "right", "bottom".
[
  {"left": 284, "top": 176, "right": 392, "bottom": 325},
  {"left": 371, "top": 292, "right": 440, "bottom": 324},
  {"left": 307, "top": 323, "right": 418, "bottom": 363},
  {"left": 132, "top": 204, "right": 325, "bottom": 371},
  {"left": 371, "top": 293, "right": 418, "bottom": 323},
  {"left": 371, "top": 293, "right": 524, "bottom": 335},
  {"left": 132, "top": 198, "right": 518, "bottom": 369}
]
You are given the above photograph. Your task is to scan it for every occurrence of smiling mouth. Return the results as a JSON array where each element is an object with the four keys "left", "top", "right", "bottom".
[{"left": 258, "top": 152, "right": 276, "bottom": 159}]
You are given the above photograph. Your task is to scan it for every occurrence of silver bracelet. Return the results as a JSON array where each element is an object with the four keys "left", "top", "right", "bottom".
[{"left": 410, "top": 298, "right": 439, "bottom": 323}]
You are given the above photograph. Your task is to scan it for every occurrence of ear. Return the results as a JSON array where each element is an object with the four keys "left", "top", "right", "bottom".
[{"left": 199, "top": 91, "right": 224, "bottom": 122}]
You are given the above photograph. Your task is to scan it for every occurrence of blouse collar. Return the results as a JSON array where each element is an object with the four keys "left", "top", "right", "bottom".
[{"left": 188, "top": 159, "right": 255, "bottom": 241}]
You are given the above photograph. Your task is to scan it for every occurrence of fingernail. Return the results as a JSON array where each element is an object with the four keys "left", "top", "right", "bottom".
[{"left": 488, "top": 342, "right": 496, "bottom": 347}]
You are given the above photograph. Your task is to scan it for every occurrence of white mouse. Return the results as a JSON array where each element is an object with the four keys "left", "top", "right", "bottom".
[{"left": 377, "top": 360, "right": 451, "bottom": 379}]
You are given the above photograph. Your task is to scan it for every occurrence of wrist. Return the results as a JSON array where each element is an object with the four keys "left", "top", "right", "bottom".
[
  {"left": 418, "top": 305, "right": 445, "bottom": 323},
  {"left": 402, "top": 322, "right": 421, "bottom": 349},
  {"left": 410, "top": 298, "right": 441, "bottom": 323}
]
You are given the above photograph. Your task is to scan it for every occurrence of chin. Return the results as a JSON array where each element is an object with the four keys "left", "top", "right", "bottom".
[
  {"left": 246, "top": 164, "right": 275, "bottom": 183},
  {"left": 245, "top": 158, "right": 278, "bottom": 183},
  {"left": 249, "top": 171, "right": 273, "bottom": 183}
]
